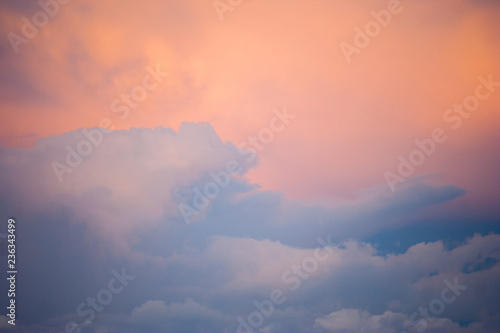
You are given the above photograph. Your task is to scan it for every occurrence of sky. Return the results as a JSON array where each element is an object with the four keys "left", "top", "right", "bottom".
[{"left": 0, "top": 0, "right": 499, "bottom": 332}]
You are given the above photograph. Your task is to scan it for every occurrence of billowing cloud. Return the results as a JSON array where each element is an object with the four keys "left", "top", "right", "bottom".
[
  {"left": 1, "top": 1, "right": 499, "bottom": 332},
  {"left": 0, "top": 124, "right": 470, "bottom": 253},
  {"left": 1, "top": 0, "right": 499, "bottom": 204},
  {"left": 0, "top": 123, "right": 496, "bottom": 332}
]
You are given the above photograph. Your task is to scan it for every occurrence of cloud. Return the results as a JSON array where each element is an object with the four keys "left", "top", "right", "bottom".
[
  {"left": 1, "top": 1, "right": 499, "bottom": 332},
  {"left": 314, "top": 308, "right": 466, "bottom": 333},
  {"left": 144, "top": 233, "right": 500, "bottom": 333},
  {"left": 315, "top": 309, "right": 407, "bottom": 332},
  {"left": 0, "top": 123, "right": 257, "bottom": 242},
  {"left": 315, "top": 309, "right": 500, "bottom": 333},
  {"left": 1, "top": 0, "right": 499, "bottom": 207},
  {"left": 126, "top": 298, "right": 230, "bottom": 332},
  {"left": 0, "top": 123, "right": 496, "bottom": 332},
  {"left": 0, "top": 123, "right": 469, "bottom": 253}
]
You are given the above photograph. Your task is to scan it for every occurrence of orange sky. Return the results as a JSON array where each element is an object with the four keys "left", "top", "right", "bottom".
[{"left": 1, "top": 0, "right": 499, "bottom": 205}]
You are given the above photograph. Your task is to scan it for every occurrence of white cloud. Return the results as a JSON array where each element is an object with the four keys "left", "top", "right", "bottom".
[{"left": 130, "top": 298, "right": 228, "bottom": 323}]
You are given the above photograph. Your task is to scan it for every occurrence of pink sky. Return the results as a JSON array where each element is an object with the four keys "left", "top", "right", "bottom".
[
  {"left": 1, "top": 0, "right": 499, "bottom": 207},
  {"left": 2, "top": 2, "right": 500, "bottom": 332}
]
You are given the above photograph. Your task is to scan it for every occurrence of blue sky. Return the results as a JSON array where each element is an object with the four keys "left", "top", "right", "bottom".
[{"left": 1, "top": 0, "right": 500, "bottom": 332}]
